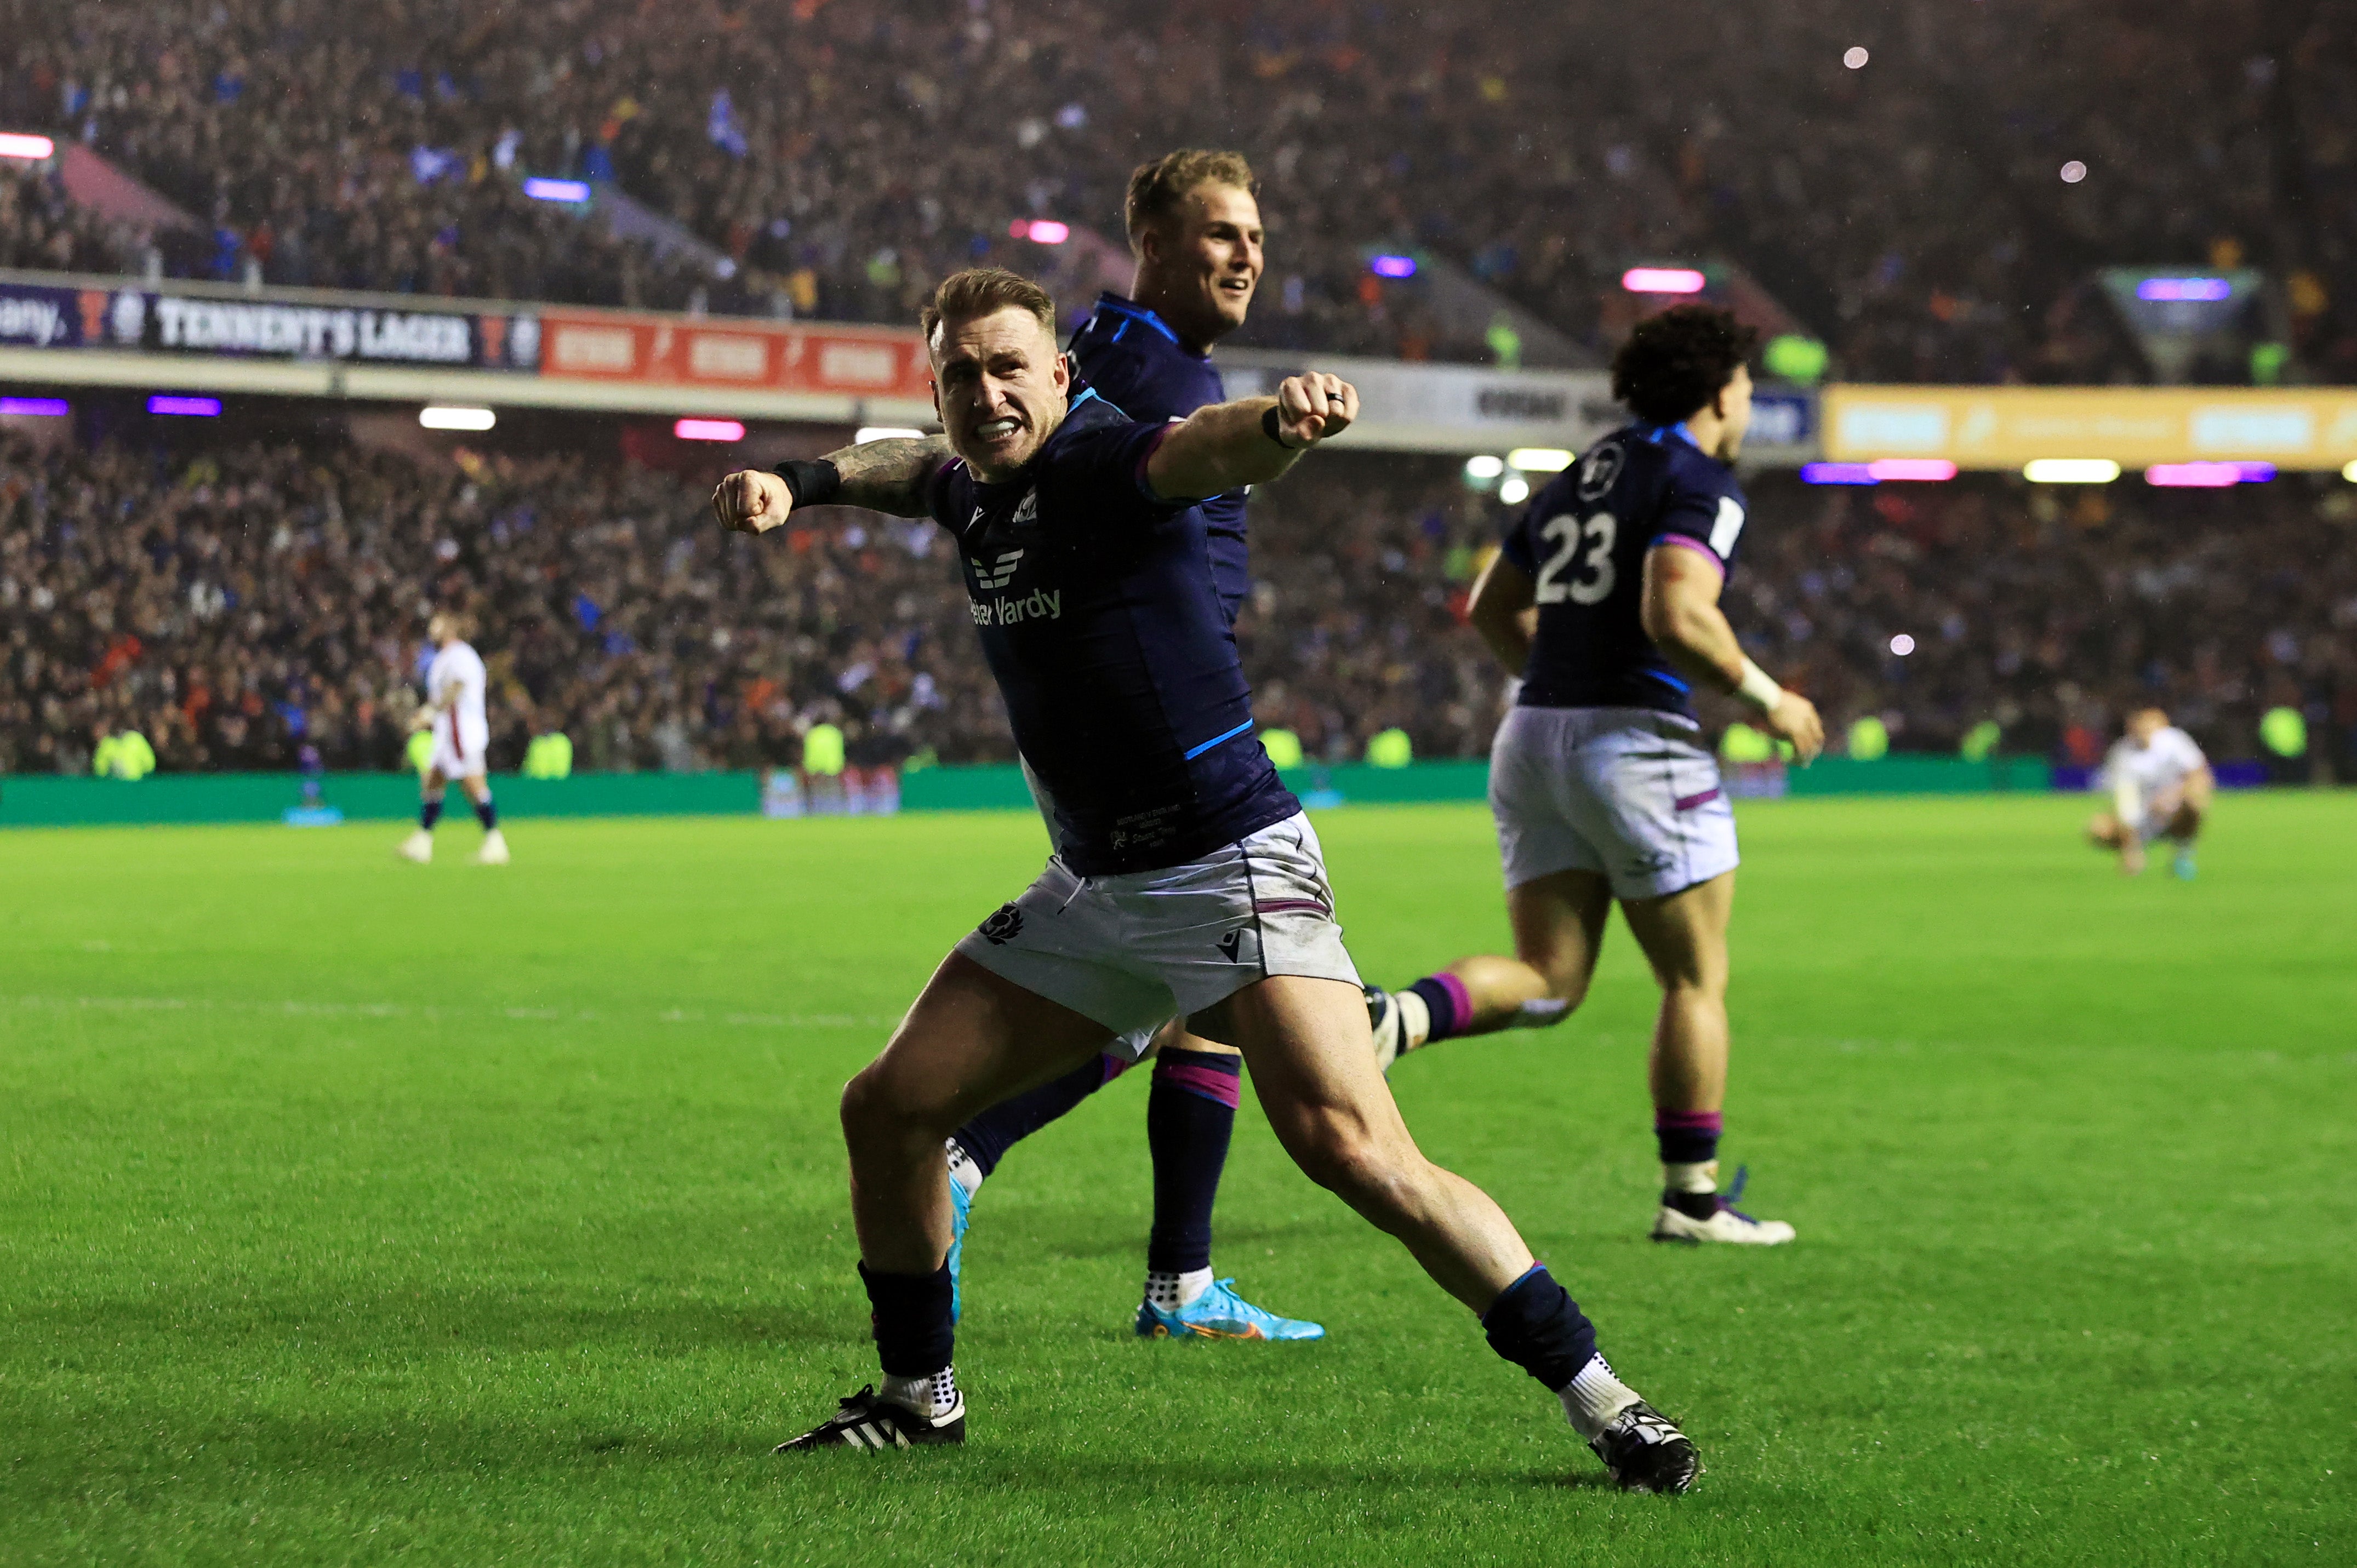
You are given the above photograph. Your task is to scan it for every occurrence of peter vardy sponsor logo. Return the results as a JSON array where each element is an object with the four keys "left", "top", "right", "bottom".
[
  {"left": 969, "top": 587, "right": 1061, "bottom": 627},
  {"left": 0, "top": 294, "right": 68, "bottom": 346}
]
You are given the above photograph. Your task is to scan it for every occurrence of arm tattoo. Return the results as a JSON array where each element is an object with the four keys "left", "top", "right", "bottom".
[{"left": 821, "top": 434, "right": 954, "bottom": 517}]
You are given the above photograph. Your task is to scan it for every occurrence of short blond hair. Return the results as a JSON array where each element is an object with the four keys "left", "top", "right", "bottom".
[
  {"left": 920, "top": 267, "right": 1057, "bottom": 352},
  {"left": 1125, "top": 150, "right": 1258, "bottom": 249}
]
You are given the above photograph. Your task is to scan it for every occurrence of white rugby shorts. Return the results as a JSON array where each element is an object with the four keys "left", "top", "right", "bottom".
[
  {"left": 1489, "top": 705, "right": 1739, "bottom": 901},
  {"left": 429, "top": 713, "right": 492, "bottom": 780},
  {"left": 954, "top": 811, "right": 1362, "bottom": 1057}
]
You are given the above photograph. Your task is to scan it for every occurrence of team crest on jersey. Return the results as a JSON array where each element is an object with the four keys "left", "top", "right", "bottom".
[
  {"left": 972, "top": 550, "right": 1024, "bottom": 590},
  {"left": 977, "top": 903, "right": 1024, "bottom": 945},
  {"left": 1011, "top": 488, "right": 1038, "bottom": 527},
  {"left": 1577, "top": 443, "right": 1625, "bottom": 502}
]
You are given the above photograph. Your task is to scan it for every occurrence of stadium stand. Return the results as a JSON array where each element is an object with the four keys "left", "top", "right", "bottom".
[
  {"left": 4, "top": 0, "right": 2354, "bottom": 379},
  {"left": 4, "top": 425, "right": 2350, "bottom": 777}
]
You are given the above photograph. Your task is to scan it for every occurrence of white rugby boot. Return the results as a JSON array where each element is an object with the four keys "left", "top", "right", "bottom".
[
  {"left": 397, "top": 829, "right": 433, "bottom": 864},
  {"left": 1650, "top": 1168, "right": 1796, "bottom": 1245},
  {"left": 473, "top": 829, "right": 510, "bottom": 865}
]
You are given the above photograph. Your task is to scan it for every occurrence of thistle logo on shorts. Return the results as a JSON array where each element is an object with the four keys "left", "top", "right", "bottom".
[
  {"left": 977, "top": 903, "right": 1024, "bottom": 945},
  {"left": 971, "top": 549, "right": 1024, "bottom": 590},
  {"left": 1216, "top": 930, "right": 1244, "bottom": 963}
]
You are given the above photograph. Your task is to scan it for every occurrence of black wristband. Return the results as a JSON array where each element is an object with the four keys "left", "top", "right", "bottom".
[
  {"left": 774, "top": 458, "right": 842, "bottom": 510},
  {"left": 1260, "top": 403, "right": 1302, "bottom": 450}
]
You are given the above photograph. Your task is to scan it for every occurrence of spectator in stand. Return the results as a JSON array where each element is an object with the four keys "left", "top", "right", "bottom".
[
  {"left": 4, "top": 0, "right": 2353, "bottom": 380},
  {"left": 5, "top": 422, "right": 2353, "bottom": 781}
]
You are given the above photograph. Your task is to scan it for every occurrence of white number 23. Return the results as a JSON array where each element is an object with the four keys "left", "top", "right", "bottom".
[{"left": 1533, "top": 510, "right": 1617, "bottom": 605}]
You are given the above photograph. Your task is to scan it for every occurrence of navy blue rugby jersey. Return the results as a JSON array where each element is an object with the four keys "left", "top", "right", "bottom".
[
  {"left": 1066, "top": 293, "right": 1250, "bottom": 622},
  {"left": 1497, "top": 422, "right": 1750, "bottom": 719},
  {"left": 925, "top": 391, "right": 1299, "bottom": 875}
]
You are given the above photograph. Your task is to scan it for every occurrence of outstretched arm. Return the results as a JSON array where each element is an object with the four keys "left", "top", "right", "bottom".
[
  {"left": 1145, "top": 373, "right": 1358, "bottom": 501},
  {"left": 712, "top": 433, "right": 954, "bottom": 533}
]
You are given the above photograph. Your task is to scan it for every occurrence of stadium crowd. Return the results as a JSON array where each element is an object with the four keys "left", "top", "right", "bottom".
[
  {"left": 4, "top": 424, "right": 2350, "bottom": 779},
  {"left": 3, "top": 0, "right": 2354, "bottom": 380}
]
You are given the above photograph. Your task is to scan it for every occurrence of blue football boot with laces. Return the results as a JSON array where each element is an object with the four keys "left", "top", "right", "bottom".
[
  {"left": 1134, "top": 1278, "right": 1325, "bottom": 1341},
  {"left": 946, "top": 1170, "right": 973, "bottom": 1323}
]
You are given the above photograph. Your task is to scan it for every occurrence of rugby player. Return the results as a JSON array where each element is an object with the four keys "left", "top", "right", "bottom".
[
  {"left": 712, "top": 268, "right": 1700, "bottom": 1491},
  {"left": 397, "top": 611, "right": 509, "bottom": 866},
  {"left": 941, "top": 150, "right": 1320, "bottom": 1343},
  {"left": 1365, "top": 306, "right": 1819, "bottom": 1246},
  {"left": 2087, "top": 707, "right": 2212, "bottom": 878}
]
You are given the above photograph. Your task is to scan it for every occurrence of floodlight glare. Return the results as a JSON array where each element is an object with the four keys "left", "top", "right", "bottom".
[
  {"left": 1506, "top": 448, "right": 1573, "bottom": 472},
  {"left": 148, "top": 395, "right": 222, "bottom": 416},
  {"left": 2023, "top": 458, "right": 2118, "bottom": 483},
  {"left": 1622, "top": 267, "right": 1707, "bottom": 294},
  {"left": 1867, "top": 459, "right": 1957, "bottom": 482},
  {"left": 1369, "top": 254, "right": 1417, "bottom": 278},
  {"left": 1464, "top": 455, "right": 1505, "bottom": 480},
  {"left": 856, "top": 426, "right": 926, "bottom": 443},
  {"left": 419, "top": 406, "right": 496, "bottom": 431},
  {"left": 1498, "top": 476, "right": 1531, "bottom": 505},
  {"left": 0, "top": 396, "right": 69, "bottom": 416},
  {"left": 521, "top": 177, "right": 591, "bottom": 203},
  {"left": 674, "top": 419, "right": 745, "bottom": 442},
  {"left": 0, "top": 132, "right": 57, "bottom": 160}
]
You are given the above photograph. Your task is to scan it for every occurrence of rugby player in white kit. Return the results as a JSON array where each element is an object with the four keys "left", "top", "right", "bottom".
[
  {"left": 397, "top": 611, "right": 510, "bottom": 865},
  {"left": 2087, "top": 707, "right": 2212, "bottom": 878}
]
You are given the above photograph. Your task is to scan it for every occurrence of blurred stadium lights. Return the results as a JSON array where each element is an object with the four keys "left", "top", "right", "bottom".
[
  {"left": 2023, "top": 458, "right": 2119, "bottom": 483},
  {"left": 1867, "top": 458, "right": 1957, "bottom": 481},
  {"left": 1800, "top": 462, "right": 1879, "bottom": 485},
  {"left": 0, "top": 131, "right": 57, "bottom": 159},
  {"left": 147, "top": 395, "right": 221, "bottom": 417},
  {"left": 2136, "top": 277, "right": 2232, "bottom": 302},
  {"left": 1889, "top": 634, "right": 1917, "bottom": 656},
  {"left": 1009, "top": 218, "right": 1069, "bottom": 244},
  {"left": 2344, "top": 459, "right": 2357, "bottom": 483},
  {"left": 2145, "top": 461, "right": 2274, "bottom": 488},
  {"left": 856, "top": 426, "right": 926, "bottom": 443},
  {"left": 1498, "top": 476, "right": 1531, "bottom": 505},
  {"left": 1622, "top": 267, "right": 1707, "bottom": 294},
  {"left": 1843, "top": 47, "right": 1870, "bottom": 68},
  {"left": 419, "top": 405, "right": 496, "bottom": 431},
  {"left": 2060, "top": 160, "right": 2088, "bottom": 183},
  {"left": 1463, "top": 455, "right": 1505, "bottom": 480},
  {"left": 0, "top": 396, "right": 69, "bottom": 416},
  {"left": 521, "top": 177, "right": 592, "bottom": 203},
  {"left": 1368, "top": 254, "right": 1417, "bottom": 278},
  {"left": 673, "top": 419, "right": 745, "bottom": 442},
  {"left": 1506, "top": 448, "right": 1573, "bottom": 472}
]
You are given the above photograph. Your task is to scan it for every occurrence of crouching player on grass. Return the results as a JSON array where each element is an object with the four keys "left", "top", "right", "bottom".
[
  {"left": 711, "top": 268, "right": 1701, "bottom": 1491},
  {"left": 1366, "top": 305, "right": 1820, "bottom": 1246},
  {"left": 2088, "top": 707, "right": 2212, "bottom": 878}
]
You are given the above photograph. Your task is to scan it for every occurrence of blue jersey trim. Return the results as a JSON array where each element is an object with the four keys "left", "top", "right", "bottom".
[
  {"left": 1068, "top": 385, "right": 1129, "bottom": 421},
  {"left": 1183, "top": 718, "right": 1255, "bottom": 760},
  {"left": 1109, "top": 319, "right": 1128, "bottom": 344},
  {"left": 1640, "top": 667, "right": 1692, "bottom": 694},
  {"left": 1642, "top": 421, "right": 1699, "bottom": 450},
  {"left": 1096, "top": 295, "right": 1183, "bottom": 346}
]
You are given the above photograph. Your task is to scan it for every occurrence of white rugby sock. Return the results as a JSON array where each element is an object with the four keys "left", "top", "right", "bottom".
[
  {"left": 880, "top": 1365, "right": 959, "bottom": 1418},
  {"left": 945, "top": 1138, "right": 984, "bottom": 1198},
  {"left": 1663, "top": 1160, "right": 1719, "bottom": 1195},
  {"left": 1394, "top": 988, "right": 1432, "bottom": 1051},
  {"left": 1558, "top": 1353, "right": 1642, "bottom": 1440},
  {"left": 1511, "top": 998, "right": 1571, "bottom": 1029},
  {"left": 1146, "top": 1267, "right": 1213, "bottom": 1310}
]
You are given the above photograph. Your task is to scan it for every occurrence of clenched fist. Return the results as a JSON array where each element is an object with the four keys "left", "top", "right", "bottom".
[
  {"left": 1271, "top": 371, "right": 1359, "bottom": 448},
  {"left": 712, "top": 470, "right": 795, "bottom": 535}
]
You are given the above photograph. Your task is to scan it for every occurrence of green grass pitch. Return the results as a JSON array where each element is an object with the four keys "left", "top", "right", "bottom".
[{"left": 4, "top": 793, "right": 2353, "bottom": 1566}]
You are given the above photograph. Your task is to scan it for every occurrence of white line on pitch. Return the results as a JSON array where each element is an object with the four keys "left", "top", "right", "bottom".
[{"left": 5, "top": 994, "right": 898, "bottom": 1031}]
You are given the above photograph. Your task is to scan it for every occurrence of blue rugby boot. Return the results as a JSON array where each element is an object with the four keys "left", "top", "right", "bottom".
[
  {"left": 945, "top": 1160, "right": 974, "bottom": 1324},
  {"left": 1134, "top": 1278, "right": 1325, "bottom": 1341},
  {"left": 2172, "top": 845, "right": 2198, "bottom": 880}
]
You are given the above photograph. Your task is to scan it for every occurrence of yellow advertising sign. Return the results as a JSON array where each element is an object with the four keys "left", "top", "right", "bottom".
[{"left": 1822, "top": 385, "right": 2357, "bottom": 470}]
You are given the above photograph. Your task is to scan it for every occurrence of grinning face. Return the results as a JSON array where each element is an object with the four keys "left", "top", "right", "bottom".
[
  {"left": 1707, "top": 363, "right": 1755, "bottom": 462},
  {"left": 1135, "top": 182, "right": 1264, "bottom": 351},
  {"left": 929, "top": 305, "right": 1071, "bottom": 483}
]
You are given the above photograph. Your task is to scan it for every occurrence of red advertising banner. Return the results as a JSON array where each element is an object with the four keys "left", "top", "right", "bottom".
[{"left": 535, "top": 310, "right": 933, "bottom": 400}]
